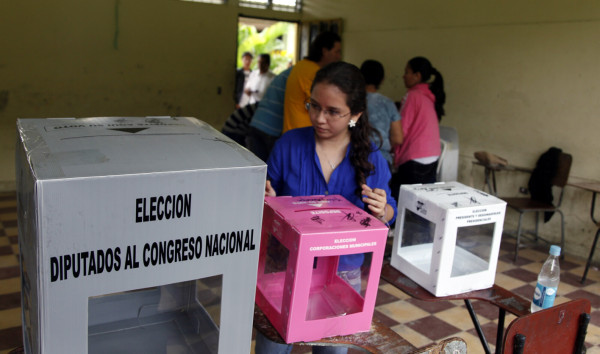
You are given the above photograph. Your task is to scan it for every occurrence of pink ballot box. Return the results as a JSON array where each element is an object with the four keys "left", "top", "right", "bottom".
[{"left": 255, "top": 195, "right": 388, "bottom": 343}]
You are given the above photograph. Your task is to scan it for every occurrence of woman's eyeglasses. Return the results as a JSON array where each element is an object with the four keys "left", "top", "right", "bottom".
[{"left": 305, "top": 101, "right": 351, "bottom": 120}]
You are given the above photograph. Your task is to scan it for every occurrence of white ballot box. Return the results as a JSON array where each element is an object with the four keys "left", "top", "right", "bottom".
[{"left": 391, "top": 182, "right": 506, "bottom": 296}]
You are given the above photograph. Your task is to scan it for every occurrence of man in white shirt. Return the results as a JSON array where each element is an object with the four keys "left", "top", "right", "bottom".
[{"left": 240, "top": 54, "right": 275, "bottom": 107}]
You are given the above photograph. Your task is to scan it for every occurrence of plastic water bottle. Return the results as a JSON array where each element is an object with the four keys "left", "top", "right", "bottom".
[{"left": 531, "top": 245, "right": 561, "bottom": 313}]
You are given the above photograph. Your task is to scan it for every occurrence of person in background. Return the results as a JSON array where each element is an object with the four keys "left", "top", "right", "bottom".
[
  {"left": 234, "top": 51, "right": 253, "bottom": 108},
  {"left": 258, "top": 62, "right": 396, "bottom": 354},
  {"left": 390, "top": 56, "right": 446, "bottom": 195},
  {"left": 360, "top": 59, "right": 402, "bottom": 170},
  {"left": 221, "top": 102, "right": 258, "bottom": 147},
  {"left": 240, "top": 54, "right": 275, "bottom": 107},
  {"left": 282, "top": 31, "right": 342, "bottom": 133},
  {"left": 245, "top": 66, "right": 293, "bottom": 162}
]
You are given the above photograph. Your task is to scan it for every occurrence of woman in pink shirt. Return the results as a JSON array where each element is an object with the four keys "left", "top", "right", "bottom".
[{"left": 390, "top": 57, "right": 446, "bottom": 196}]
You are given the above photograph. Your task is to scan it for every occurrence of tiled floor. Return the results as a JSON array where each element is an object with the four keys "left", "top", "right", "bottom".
[{"left": 1, "top": 190, "right": 599, "bottom": 353}]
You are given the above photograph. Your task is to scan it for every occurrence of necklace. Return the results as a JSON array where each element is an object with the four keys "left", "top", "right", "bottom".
[
  {"left": 327, "top": 159, "right": 337, "bottom": 170},
  {"left": 322, "top": 152, "right": 338, "bottom": 170},
  {"left": 317, "top": 145, "right": 339, "bottom": 171}
]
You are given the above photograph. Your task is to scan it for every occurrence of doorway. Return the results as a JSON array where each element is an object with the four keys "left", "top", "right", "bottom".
[{"left": 237, "top": 16, "right": 298, "bottom": 75}]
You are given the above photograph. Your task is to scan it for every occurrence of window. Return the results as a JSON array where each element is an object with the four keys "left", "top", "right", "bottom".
[
  {"left": 239, "top": 0, "right": 301, "bottom": 12},
  {"left": 181, "top": 0, "right": 225, "bottom": 4},
  {"left": 181, "top": 0, "right": 301, "bottom": 12}
]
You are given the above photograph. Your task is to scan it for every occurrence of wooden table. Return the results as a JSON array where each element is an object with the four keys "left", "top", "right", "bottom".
[
  {"left": 472, "top": 161, "right": 532, "bottom": 196},
  {"left": 567, "top": 177, "right": 600, "bottom": 283},
  {"left": 380, "top": 264, "right": 530, "bottom": 354},
  {"left": 253, "top": 305, "right": 416, "bottom": 353}
]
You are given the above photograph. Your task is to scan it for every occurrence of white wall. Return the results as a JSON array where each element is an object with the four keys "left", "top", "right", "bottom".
[{"left": 303, "top": 0, "right": 600, "bottom": 262}]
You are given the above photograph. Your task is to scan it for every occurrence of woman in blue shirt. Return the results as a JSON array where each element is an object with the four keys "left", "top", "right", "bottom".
[
  {"left": 265, "top": 61, "right": 396, "bottom": 224},
  {"left": 258, "top": 62, "right": 397, "bottom": 354}
]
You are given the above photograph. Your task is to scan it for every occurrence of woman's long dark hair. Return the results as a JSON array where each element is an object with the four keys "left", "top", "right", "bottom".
[
  {"left": 312, "top": 61, "right": 380, "bottom": 198},
  {"left": 408, "top": 56, "right": 446, "bottom": 121}
]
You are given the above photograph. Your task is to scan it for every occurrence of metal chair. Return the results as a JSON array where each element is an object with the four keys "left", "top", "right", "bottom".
[
  {"left": 502, "top": 152, "right": 572, "bottom": 262},
  {"left": 438, "top": 125, "right": 459, "bottom": 182},
  {"left": 501, "top": 298, "right": 591, "bottom": 354},
  {"left": 436, "top": 139, "right": 448, "bottom": 181}
]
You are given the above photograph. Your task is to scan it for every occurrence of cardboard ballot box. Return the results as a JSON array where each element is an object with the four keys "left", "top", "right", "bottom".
[
  {"left": 255, "top": 195, "right": 388, "bottom": 343},
  {"left": 391, "top": 182, "right": 506, "bottom": 297},
  {"left": 16, "top": 117, "right": 266, "bottom": 353}
]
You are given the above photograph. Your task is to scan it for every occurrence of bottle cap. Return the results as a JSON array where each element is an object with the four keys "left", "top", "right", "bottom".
[{"left": 549, "top": 245, "right": 561, "bottom": 256}]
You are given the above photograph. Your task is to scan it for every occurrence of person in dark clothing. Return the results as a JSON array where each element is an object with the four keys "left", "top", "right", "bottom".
[
  {"left": 528, "top": 147, "right": 563, "bottom": 222},
  {"left": 234, "top": 51, "right": 253, "bottom": 108},
  {"left": 221, "top": 103, "right": 258, "bottom": 147}
]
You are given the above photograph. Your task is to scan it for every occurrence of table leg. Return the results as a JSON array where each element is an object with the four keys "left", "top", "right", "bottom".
[
  {"left": 582, "top": 228, "right": 600, "bottom": 284},
  {"left": 582, "top": 191, "right": 600, "bottom": 284},
  {"left": 484, "top": 168, "right": 495, "bottom": 195},
  {"left": 465, "top": 299, "right": 491, "bottom": 354},
  {"left": 495, "top": 308, "right": 506, "bottom": 354}
]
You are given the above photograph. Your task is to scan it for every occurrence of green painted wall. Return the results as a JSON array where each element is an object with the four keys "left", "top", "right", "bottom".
[
  {"left": 2, "top": 0, "right": 599, "bottom": 262},
  {"left": 0, "top": 0, "right": 300, "bottom": 190}
]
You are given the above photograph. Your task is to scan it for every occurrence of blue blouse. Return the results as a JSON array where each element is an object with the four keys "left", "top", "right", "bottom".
[{"left": 267, "top": 127, "right": 398, "bottom": 270}]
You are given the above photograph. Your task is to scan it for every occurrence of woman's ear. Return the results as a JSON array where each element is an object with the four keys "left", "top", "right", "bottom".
[{"left": 351, "top": 111, "right": 363, "bottom": 123}]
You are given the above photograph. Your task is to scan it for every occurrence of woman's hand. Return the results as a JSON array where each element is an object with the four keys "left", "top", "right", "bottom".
[
  {"left": 265, "top": 180, "right": 276, "bottom": 197},
  {"left": 361, "top": 184, "right": 387, "bottom": 220}
]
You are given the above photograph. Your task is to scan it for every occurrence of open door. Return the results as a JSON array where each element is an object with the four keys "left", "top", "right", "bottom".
[
  {"left": 237, "top": 16, "right": 298, "bottom": 74},
  {"left": 236, "top": 17, "right": 343, "bottom": 70},
  {"left": 298, "top": 19, "right": 343, "bottom": 60}
]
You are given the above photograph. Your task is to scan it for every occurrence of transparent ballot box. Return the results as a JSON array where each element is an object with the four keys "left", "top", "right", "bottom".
[
  {"left": 256, "top": 195, "right": 388, "bottom": 343},
  {"left": 391, "top": 182, "right": 506, "bottom": 296},
  {"left": 88, "top": 276, "right": 222, "bottom": 354},
  {"left": 261, "top": 233, "right": 373, "bottom": 320}
]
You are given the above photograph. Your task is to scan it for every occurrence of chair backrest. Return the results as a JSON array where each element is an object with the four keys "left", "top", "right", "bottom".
[
  {"left": 528, "top": 151, "right": 572, "bottom": 208},
  {"left": 436, "top": 139, "right": 448, "bottom": 176},
  {"left": 553, "top": 152, "right": 572, "bottom": 188},
  {"left": 438, "top": 126, "right": 459, "bottom": 182},
  {"left": 553, "top": 152, "right": 572, "bottom": 207},
  {"left": 502, "top": 298, "right": 591, "bottom": 354}
]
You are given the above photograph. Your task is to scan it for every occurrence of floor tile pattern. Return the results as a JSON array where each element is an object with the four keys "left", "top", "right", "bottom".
[{"left": 1, "top": 191, "right": 599, "bottom": 353}]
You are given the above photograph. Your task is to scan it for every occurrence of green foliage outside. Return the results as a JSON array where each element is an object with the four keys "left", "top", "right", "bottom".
[{"left": 237, "top": 22, "right": 296, "bottom": 75}]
